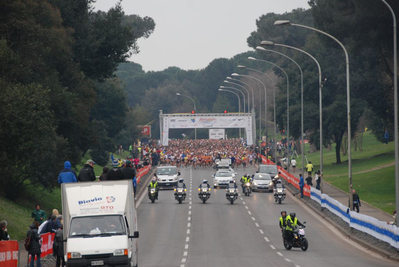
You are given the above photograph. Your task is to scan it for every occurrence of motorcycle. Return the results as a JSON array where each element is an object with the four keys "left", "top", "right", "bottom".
[
  {"left": 174, "top": 187, "right": 187, "bottom": 204},
  {"left": 273, "top": 184, "right": 286, "bottom": 204},
  {"left": 149, "top": 188, "right": 157, "bottom": 203},
  {"left": 198, "top": 186, "right": 211, "bottom": 203},
  {"left": 243, "top": 182, "right": 252, "bottom": 196},
  {"left": 225, "top": 187, "right": 238, "bottom": 204},
  {"left": 283, "top": 222, "right": 308, "bottom": 251}
]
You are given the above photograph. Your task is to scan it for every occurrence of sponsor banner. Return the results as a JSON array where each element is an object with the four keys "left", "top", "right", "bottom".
[
  {"left": 0, "top": 240, "right": 18, "bottom": 267},
  {"left": 209, "top": 129, "right": 225, "bottom": 140},
  {"left": 29, "top": 232, "right": 55, "bottom": 262},
  {"left": 136, "top": 165, "right": 151, "bottom": 184},
  {"left": 140, "top": 126, "right": 151, "bottom": 136}
]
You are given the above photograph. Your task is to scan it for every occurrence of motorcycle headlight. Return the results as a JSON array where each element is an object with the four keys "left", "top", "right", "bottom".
[
  {"left": 67, "top": 252, "right": 81, "bottom": 259},
  {"left": 174, "top": 188, "right": 176, "bottom": 191},
  {"left": 184, "top": 189, "right": 187, "bottom": 192},
  {"left": 113, "top": 249, "right": 128, "bottom": 256},
  {"left": 269, "top": 182, "right": 273, "bottom": 186},
  {"left": 246, "top": 183, "right": 250, "bottom": 186},
  {"left": 198, "top": 188, "right": 200, "bottom": 191}
]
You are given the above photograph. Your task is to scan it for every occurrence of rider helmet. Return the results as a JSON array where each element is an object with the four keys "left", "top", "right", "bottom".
[
  {"left": 152, "top": 177, "right": 157, "bottom": 183},
  {"left": 290, "top": 212, "right": 296, "bottom": 219},
  {"left": 203, "top": 179, "right": 208, "bottom": 184},
  {"left": 229, "top": 180, "right": 234, "bottom": 184},
  {"left": 179, "top": 178, "right": 184, "bottom": 183}
]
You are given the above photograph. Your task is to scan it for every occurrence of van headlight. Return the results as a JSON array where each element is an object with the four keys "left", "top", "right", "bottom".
[
  {"left": 67, "top": 252, "right": 82, "bottom": 259},
  {"left": 113, "top": 249, "right": 128, "bottom": 256}
]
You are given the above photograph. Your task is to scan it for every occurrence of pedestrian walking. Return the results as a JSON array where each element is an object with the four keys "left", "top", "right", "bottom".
[
  {"left": 53, "top": 226, "right": 64, "bottom": 267},
  {"left": 99, "top": 167, "right": 109, "bottom": 181},
  {"left": 0, "top": 220, "right": 9, "bottom": 240},
  {"left": 58, "top": 161, "right": 77, "bottom": 184},
  {"left": 27, "top": 221, "right": 42, "bottom": 267},
  {"left": 31, "top": 205, "right": 46, "bottom": 225},
  {"left": 78, "top": 160, "right": 96, "bottom": 182},
  {"left": 299, "top": 174, "right": 304, "bottom": 198},
  {"left": 349, "top": 189, "right": 361, "bottom": 213},
  {"left": 384, "top": 129, "right": 389, "bottom": 144}
]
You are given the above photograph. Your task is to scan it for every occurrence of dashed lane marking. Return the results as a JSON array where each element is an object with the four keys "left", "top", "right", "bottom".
[
  {"left": 187, "top": 229, "right": 190, "bottom": 234},
  {"left": 248, "top": 211, "right": 252, "bottom": 215},
  {"left": 251, "top": 217, "right": 255, "bottom": 221},
  {"left": 255, "top": 223, "right": 259, "bottom": 227},
  {"left": 270, "top": 245, "right": 276, "bottom": 250},
  {"left": 245, "top": 206, "right": 249, "bottom": 210},
  {"left": 264, "top": 237, "right": 269, "bottom": 242},
  {"left": 285, "top": 259, "right": 292, "bottom": 262},
  {"left": 185, "top": 244, "right": 189, "bottom": 249},
  {"left": 259, "top": 229, "right": 264, "bottom": 234},
  {"left": 187, "top": 223, "right": 191, "bottom": 227},
  {"left": 181, "top": 258, "right": 186, "bottom": 263},
  {"left": 277, "top": 252, "right": 283, "bottom": 257},
  {"left": 186, "top": 237, "right": 190, "bottom": 242},
  {"left": 183, "top": 251, "right": 188, "bottom": 257},
  {"left": 188, "top": 216, "right": 191, "bottom": 221},
  {"left": 242, "top": 201, "right": 246, "bottom": 205},
  {"left": 188, "top": 210, "right": 191, "bottom": 215}
]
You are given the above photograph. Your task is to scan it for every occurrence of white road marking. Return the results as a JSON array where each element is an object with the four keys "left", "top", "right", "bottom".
[
  {"left": 295, "top": 265, "right": 301, "bottom": 267},
  {"left": 240, "top": 197, "right": 243, "bottom": 200},
  {"left": 248, "top": 211, "right": 252, "bottom": 215},
  {"left": 259, "top": 229, "right": 264, "bottom": 234},
  {"left": 189, "top": 206, "right": 192, "bottom": 209},
  {"left": 189, "top": 201, "right": 192, "bottom": 204},
  {"left": 183, "top": 251, "right": 188, "bottom": 256},
  {"left": 285, "top": 258, "right": 291, "bottom": 262},
  {"left": 270, "top": 245, "right": 276, "bottom": 250},
  {"left": 242, "top": 201, "right": 246, "bottom": 205},
  {"left": 187, "top": 223, "right": 191, "bottom": 227},
  {"left": 255, "top": 223, "right": 259, "bottom": 227},
  {"left": 186, "top": 237, "right": 190, "bottom": 242},
  {"left": 264, "top": 237, "right": 269, "bottom": 242},
  {"left": 188, "top": 217, "right": 191, "bottom": 221},
  {"left": 251, "top": 217, "right": 255, "bottom": 221},
  {"left": 185, "top": 244, "right": 189, "bottom": 249},
  {"left": 277, "top": 252, "right": 283, "bottom": 257},
  {"left": 187, "top": 229, "right": 190, "bottom": 234},
  {"left": 181, "top": 258, "right": 186, "bottom": 263},
  {"left": 188, "top": 210, "right": 191, "bottom": 215},
  {"left": 180, "top": 265, "right": 185, "bottom": 267},
  {"left": 189, "top": 197, "right": 192, "bottom": 200}
]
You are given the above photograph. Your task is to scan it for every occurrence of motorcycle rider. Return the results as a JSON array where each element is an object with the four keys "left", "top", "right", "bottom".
[
  {"left": 279, "top": 211, "right": 288, "bottom": 239},
  {"left": 198, "top": 179, "right": 211, "bottom": 190},
  {"left": 285, "top": 212, "right": 305, "bottom": 245},
  {"left": 226, "top": 180, "right": 238, "bottom": 191},
  {"left": 147, "top": 176, "right": 159, "bottom": 200},
  {"left": 241, "top": 174, "right": 251, "bottom": 193},
  {"left": 175, "top": 178, "right": 187, "bottom": 197}
]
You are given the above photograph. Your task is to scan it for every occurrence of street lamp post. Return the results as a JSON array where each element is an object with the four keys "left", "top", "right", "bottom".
[
  {"left": 176, "top": 93, "right": 197, "bottom": 140},
  {"left": 231, "top": 73, "right": 256, "bottom": 112},
  {"left": 261, "top": 40, "right": 323, "bottom": 189},
  {"left": 224, "top": 79, "right": 250, "bottom": 112},
  {"left": 237, "top": 66, "right": 267, "bottom": 143},
  {"left": 380, "top": 0, "right": 398, "bottom": 225},
  {"left": 219, "top": 88, "right": 241, "bottom": 113},
  {"left": 255, "top": 47, "right": 305, "bottom": 180},
  {"left": 220, "top": 86, "right": 246, "bottom": 113}
]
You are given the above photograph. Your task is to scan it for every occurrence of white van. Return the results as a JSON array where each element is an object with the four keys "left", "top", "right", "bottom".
[
  {"left": 62, "top": 180, "right": 139, "bottom": 267},
  {"left": 156, "top": 166, "right": 180, "bottom": 189}
]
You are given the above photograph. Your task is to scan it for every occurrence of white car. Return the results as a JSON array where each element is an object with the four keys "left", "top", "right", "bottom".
[
  {"left": 213, "top": 171, "right": 235, "bottom": 188},
  {"left": 251, "top": 173, "right": 273, "bottom": 192}
]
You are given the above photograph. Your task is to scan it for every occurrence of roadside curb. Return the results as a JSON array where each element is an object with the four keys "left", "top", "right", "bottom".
[{"left": 283, "top": 181, "right": 399, "bottom": 262}]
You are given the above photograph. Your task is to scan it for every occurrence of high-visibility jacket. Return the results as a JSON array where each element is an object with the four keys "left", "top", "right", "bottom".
[
  {"left": 149, "top": 182, "right": 158, "bottom": 189},
  {"left": 242, "top": 176, "right": 251, "bottom": 183},
  {"left": 279, "top": 216, "right": 287, "bottom": 229},
  {"left": 285, "top": 215, "right": 298, "bottom": 231}
]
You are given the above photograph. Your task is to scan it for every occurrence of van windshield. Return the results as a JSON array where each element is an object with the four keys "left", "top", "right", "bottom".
[
  {"left": 258, "top": 165, "right": 277, "bottom": 174},
  {"left": 157, "top": 167, "right": 177, "bottom": 175},
  {"left": 69, "top": 215, "right": 125, "bottom": 237}
]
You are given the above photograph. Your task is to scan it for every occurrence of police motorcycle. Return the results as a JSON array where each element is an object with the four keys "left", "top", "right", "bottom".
[
  {"left": 174, "top": 178, "right": 187, "bottom": 204},
  {"left": 225, "top": 180, "right": 238, "bottom": 204},
  {"left": 241, "top": 175, "right": 252, "bottom": 196},
  {"left": 284, "top": 221, "right": 308, "bottom": 251},
  {"left": 273, "top": 182, "right": 286, "bottom": 204},
  {"left": 198, "top": 180, "right": 211, "bottom": 204},
  {"left": 149, "top": 188, "right": 157, "bottom": 203}
]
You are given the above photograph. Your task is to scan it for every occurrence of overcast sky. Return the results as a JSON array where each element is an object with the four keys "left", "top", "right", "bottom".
[{"left": 94, "top": 0, "right": 310, "bottom": 71}]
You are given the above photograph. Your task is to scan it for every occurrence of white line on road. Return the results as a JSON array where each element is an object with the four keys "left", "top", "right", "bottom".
[
  {"left": 259, "top": 229, "right": 264, "bottom": 234},
  {"left": 181, "top": 258, "right": 186, "bottom": 263},
  {"left": 183, "top": 251, "right": 188, "bottom": 257},
  {"left": 295, "top": 265, "right": 301, "bottom": 267},
  {"left": 185, "top": 244, "right": 189, "bottom": 249},
  {"left": 188, "top": 217, "right": 191, "bottom": 221},
  {"left": 180, "top": 265, "right": 184, "bottom": 267},
  {"left": 188, "top": 210, "right": 191, "bottom": 215},
  {"left": 186, "top": 237, "right": 190, "bottom": 242},
  {"left": 248, "top": 211, "right": 252, "bottom": 215},
  {"left": 277, "top": 252, "right": 283, "bottom": 257},
  {"left": 189, "top": 197, "right": 192, "bottom": 200},
  {"left": 251, "top": 217, "right": 255, "bottom": 221},
  {"left": 270, "top": 245, "right": 276, "bottom": 250},
  {"left": 189, "top": 201, "right": 192, "bottom": 204},
  {"left": 240, "top": 197, "right": 243, "bottom": 201},
  {"left": 189, "top": 206, "right": 192, "bottom": 209},
  {"left": 264, "top": 237, "right": 269, "bottom": 242},
  {"left": 187, "top": 229, "right": 190, "bottom": 234},
  {"left": 285, "top": 258, "right": 292, "bottom": 262},
  {"left": 255, "top": 223, "right": 259, "bottom": 227},
  {"left": 187, "top": 223, "right": 191, "bottom": 227},
  {"left": 242, "top": 201, "right": 246, "bottom": 205}
]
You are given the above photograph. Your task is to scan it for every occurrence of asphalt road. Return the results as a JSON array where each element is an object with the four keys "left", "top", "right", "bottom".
[{"left": 137, "top": 166, "right": 397, "bottom": 267}]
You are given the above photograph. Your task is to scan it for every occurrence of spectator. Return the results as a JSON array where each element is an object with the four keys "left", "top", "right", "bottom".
[
  {"left": 99, "top": 167, "right": 109, "bottom": 181},
  {"left": 384, "top": 129, "right": 389, "bottom": 144},
  {"left": 58, "top": 161, "right": 77, "bottom": 184},
  {"left": 31, "top": 205, "right": 46, "bottom": 225},
  {"left": 107, "top": 162, "right": 123, "bottom": 180},
  {"left": 350, "top": 189, "right": 361, "bottom": 213},
  {"left": 121, "top": 161, "right": 136, "bottom": 180},
  {"left": 0, "top": 220, "right": 9, "bottom": 240},
  {"left": 40, "top": 215, "right": 57, "bottom": 234},
  {"left": 305, "top": 161, "right": 314, "bottom": 177},
  {"left": 291, "top": 158, "right": 297, "bottom": 173},
  {"left": 305, "top": 175, "right": 313, "bottom": 186},
  {"left": 52, "top": 209, "right": 62, "bottom": 229},
  {"left": 315, "top": 170, "right": 321, "bottom": 190},
  {"left": 133, "top": 176, "right": 137, "bottom": 199},
  {"left": 78, "top": 160, "right": 96, "bottom": 182},
  {"left": 53, "top": 225, "right": 64, "bottom": 267},
  {"left": 133, "top": 157, "right": 140, "bottom": 169},
  {"left": 27, "top": 221, "right": 42, "bottom": 267},
  {"left": 299, "top": 174, "right": 304, "bottom": 198}
]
